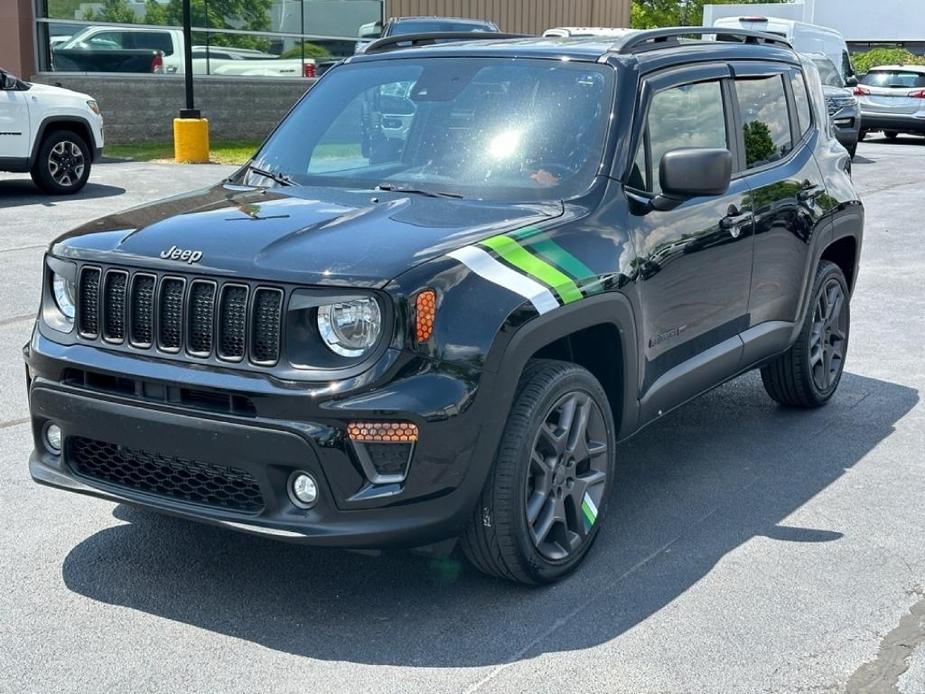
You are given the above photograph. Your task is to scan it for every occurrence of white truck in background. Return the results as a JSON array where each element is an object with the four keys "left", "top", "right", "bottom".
[
  {"left": 712, "top": 16, "right": 857, "bottom": 84},
  {"left": 54, "top": 25, "right": 317, "bottom": 78}
]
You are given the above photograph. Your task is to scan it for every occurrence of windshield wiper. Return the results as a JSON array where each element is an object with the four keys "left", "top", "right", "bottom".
[
  {"left": 375, "top": 183, "right": 463, "bottom": 199},
  {"left": 243, "top": 163, "right": 295, "bottom": 187}
]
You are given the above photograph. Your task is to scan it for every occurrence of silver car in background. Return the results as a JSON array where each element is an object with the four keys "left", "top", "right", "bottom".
[
  {"left": 855, "top": 65, "right": 925, "bottom": 141},
  {"left": 807, "top": 53, "right": 861, "bottom": 158}
]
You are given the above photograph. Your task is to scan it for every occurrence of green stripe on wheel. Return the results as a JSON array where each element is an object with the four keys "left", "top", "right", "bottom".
[{"left": 480, "top": 235, "right": 583, "bottom": 304}]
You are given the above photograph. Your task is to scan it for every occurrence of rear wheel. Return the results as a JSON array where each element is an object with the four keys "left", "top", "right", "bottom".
[
  {"left": 30, "top": 130, "right": 91, "bottom": 194},
  {"left": 761, "top": 261, "right": 850, "bottom": 408},
  {"left": 884, "top": 130, "right": 899, "bottom": 141},
  {"left": 461, "top": 359, "right": 616, "bottom": 584}
]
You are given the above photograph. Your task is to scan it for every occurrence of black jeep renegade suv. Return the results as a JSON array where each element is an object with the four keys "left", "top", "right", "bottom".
[{"left": 25, "top": 28, "right": 863, "bottom": 584}]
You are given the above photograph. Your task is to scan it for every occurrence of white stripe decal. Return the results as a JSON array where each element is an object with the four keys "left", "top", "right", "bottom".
[{"left": 448, "top": 246, "right": 560, "bottom": 314}]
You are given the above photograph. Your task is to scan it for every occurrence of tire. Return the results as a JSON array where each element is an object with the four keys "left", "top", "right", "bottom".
[
  {"left": 461, "top": 359, "right": 616, "bottom": 585},
  {"left": 761, "top": 261, "right": 850, "bottom": 408},
  {"left": 30, "top": 130, "right": 92, "bottom": 194},
  {"left": 884, "top": 130, "right": 899, "bottom": 141}
]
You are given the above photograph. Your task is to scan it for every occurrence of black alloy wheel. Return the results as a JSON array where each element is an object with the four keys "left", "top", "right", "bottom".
[
  {"left": 462, "top": 359, "right": 616, "bottom": 584},
  {"left": 526, "top": 390, "right": 608, "bottom": 561},
  {"left": 808, "top": 277, "right": 848, "bottom": 393}
]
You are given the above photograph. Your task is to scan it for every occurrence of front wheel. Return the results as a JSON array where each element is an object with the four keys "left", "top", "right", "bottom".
[
  {"left": 31, "top": 130, "right": 92, "bottom": 194},
  {"left": 462, "top": 360, "right": 616, "bottom": 584},
  {"left": 884, "top": 130, "right": 899, "bottom": 141},
  {"left": 761, "top": 261, "right": 850, "bottom": 408}
]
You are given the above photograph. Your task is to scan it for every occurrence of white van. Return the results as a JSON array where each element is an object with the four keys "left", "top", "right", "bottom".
[{"left": 713, "top": 17, "right": 857, "bottom": 83}]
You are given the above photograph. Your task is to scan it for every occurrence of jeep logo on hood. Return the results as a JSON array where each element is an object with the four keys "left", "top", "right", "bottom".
[{"left": 160, "top": 245, "right": 203, "bottom": 264}]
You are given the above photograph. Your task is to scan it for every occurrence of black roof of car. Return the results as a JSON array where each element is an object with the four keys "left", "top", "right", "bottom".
[{"left": 352, "top": 28, "right": 798, "bottom": 67}]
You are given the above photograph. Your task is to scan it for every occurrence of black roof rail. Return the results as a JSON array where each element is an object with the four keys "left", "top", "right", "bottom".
[
  {"left": 363, "top": 32, "right": 531, "bottom": 54},
  {"left": 610, "top": 26, "right": 792, "bottom": 55}
]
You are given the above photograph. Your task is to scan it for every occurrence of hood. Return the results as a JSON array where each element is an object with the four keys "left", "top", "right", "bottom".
[
  {"left": 52, "top": 183, "right": 564, "bottom": 287},
  {"left": 26, "top": 81, "right": 94, "bottom": 102},
  {"left": 822, "top": 85, "right": 855, "bottom": 98}
]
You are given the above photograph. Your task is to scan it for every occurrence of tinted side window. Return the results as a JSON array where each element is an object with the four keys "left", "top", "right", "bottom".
[
  {"left": 646, "top": 80, "right": 728, "bottom": 193},
  {"left": 790, "top": 72, "right": 812, "bottom": 136},
  {"left": 736, "top": 76, "right": 793, "bottom": 168},
  {"left": 133, "top": 32, "right": 174, "bottom": 56}
]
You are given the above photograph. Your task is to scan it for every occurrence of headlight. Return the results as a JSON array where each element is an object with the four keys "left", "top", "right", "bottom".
[
  {"left": 52, "top": 271, "right": 76, "bottom": 321},
  {"left": 86, "top": 100, "right": 101, "bottom": 116},
  {"left": 317, "top": 298, "right": 382, "bottom": 357}
]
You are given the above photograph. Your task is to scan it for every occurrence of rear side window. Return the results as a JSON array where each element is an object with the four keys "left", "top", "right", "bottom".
[
  {"left": 790, "top": 72, "right": 812, "bottom": 136},
  {"left": 735, "top": 76, "right": 793, "bottom": 168},
  {"left": 132, "top": 32, "right": 174, "bottom": 56},
  {"left": 640, "top": 80, "right": 728, "bottom": 193}
]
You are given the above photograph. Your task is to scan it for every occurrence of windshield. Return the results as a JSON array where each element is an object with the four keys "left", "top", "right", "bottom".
[
  {"left": 248, "top": 58, "right": 615, "bottom": 201},
  {"left": 389, "top": 20, "right": 496, "bottom": 36},
  {"left": 811, "top": 57, "right": 844, "bottom": 87},
  {"left": 861, "top": 70, "right": 925, "bottom": 88}
]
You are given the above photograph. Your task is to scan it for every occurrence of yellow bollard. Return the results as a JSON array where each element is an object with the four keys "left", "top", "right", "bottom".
[{"left": 173, "top": 118, "right": 210, "bottom": 163}]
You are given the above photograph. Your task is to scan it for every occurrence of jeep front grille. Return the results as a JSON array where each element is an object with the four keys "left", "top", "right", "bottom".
[{"left": 74, "top": 264, "right": 284, "bottom": 368}]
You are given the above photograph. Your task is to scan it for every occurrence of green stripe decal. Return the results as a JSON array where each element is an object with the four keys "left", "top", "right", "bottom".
[
  {"left": 581, "top": 493, "right": 598, "bottom": 531},
  {"left": 481, "top": 235, "right": 584, "bottom": 304},
  {"left": 530, "top": 239, "right": 604, "bottom": 295}
]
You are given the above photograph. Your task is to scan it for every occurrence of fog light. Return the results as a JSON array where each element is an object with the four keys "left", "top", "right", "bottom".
[
  {"left": 44, "top": 423, "right": 62, "bottom": 454},
  {"left": 289, "top": 471, "right": 318, "bottom": 509}
]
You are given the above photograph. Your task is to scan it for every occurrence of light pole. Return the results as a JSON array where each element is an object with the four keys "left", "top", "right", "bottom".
[{"left": 174, "top": 0, "right": 210, "bottom": 162}]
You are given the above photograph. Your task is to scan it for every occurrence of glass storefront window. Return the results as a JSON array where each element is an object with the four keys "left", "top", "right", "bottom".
[{"left": 36, "top": 0, "right": 383, "bottom": 75}]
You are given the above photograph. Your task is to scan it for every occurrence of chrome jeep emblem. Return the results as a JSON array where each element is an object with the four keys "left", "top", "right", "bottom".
[{"left": 160, "top": 245, "right": 203, "bottom": 264}]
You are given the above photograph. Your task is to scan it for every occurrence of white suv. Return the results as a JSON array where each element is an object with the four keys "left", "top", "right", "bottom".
[{"left": 0, "top": 69, "right": 104, "bottom": 194}]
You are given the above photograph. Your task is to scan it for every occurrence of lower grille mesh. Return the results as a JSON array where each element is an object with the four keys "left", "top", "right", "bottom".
[{"left": 69, "top": 437, "right": 264, "bottom": 513}]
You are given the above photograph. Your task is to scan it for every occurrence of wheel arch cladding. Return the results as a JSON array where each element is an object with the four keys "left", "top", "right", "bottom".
[
  {"left": 31, "top": 117, "right": 94, "bottom": 162},
  {"left": 821, "top": 235, "right": 858, "bottom": 293}
]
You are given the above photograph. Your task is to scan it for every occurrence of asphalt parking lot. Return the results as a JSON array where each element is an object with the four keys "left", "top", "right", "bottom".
[{"left": 2, "top": 137, "right": 925, "bottom": 694}]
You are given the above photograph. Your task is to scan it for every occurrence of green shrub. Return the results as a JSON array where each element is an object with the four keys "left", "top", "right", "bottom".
[
  {"left": 280, "top": 42, "right": 331, "bottom": 60},
  {"left": 853, "top": 47, "right": 925, "bottom": 74}
]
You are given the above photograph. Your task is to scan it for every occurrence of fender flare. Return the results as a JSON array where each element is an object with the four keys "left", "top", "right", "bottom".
[
  {"left": 29, "top": 116, "right": 99, "bottom": 165},
  {"left": 481, "top": 292, "right": 641, "bottom": 442}
]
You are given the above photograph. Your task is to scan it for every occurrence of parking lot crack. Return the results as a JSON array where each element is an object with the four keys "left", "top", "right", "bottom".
[{"left": 845, "top": 588, "right": 925, "bottom": 694}]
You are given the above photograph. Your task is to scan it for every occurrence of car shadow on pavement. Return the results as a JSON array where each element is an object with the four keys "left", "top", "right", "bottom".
[
  {"left": 60, "top": 370, "right": 918, "bottom": 667},
  {"left": 0, "top": 180, "right": 125, "bottom": 207}
]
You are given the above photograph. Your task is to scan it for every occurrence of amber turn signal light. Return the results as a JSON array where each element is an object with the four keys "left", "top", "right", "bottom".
[
  {"left": 347, "top": 421, "right": 419, "bottom": 443},
  {"left": 414, "top": 289, "right": 436, "bottom": 343}
]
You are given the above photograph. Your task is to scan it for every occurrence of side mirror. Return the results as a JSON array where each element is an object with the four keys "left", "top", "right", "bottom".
[
  {"left": 845, "top": 75, "right": 858, "bottom": 88},
  {"left": 654, "top": 147, "right": 732, "bottom": 210}
]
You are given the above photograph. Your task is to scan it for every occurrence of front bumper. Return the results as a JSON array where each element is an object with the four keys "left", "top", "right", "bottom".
[
  {"left": 860, "top": 110, "right": 925, "bottom": 133},
  {"left": 25, "top": 331, "right": 501, "bottom": 549}
]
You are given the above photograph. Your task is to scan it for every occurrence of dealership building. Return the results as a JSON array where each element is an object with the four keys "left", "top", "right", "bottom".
[
  {"left": 1, "top": 0, "right": 630, "bottom": 143},
  {"left": 703, "top": 0, "right": 925, "bottom": 54}
]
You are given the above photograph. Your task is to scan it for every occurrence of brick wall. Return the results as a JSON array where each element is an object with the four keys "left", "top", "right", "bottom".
[{"left": 32, "top": 73, "right": 314, "bottom": 144}]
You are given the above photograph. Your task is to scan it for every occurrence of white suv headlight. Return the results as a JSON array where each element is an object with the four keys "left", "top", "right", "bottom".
[
  {"left": 52, "top": 271, "right": 76, "bottom": 321},
  {"left": 317, "top": 297, "right": 382, "bottom": 357},
  {"left": 86, "top": 100, "right": 101, "bottom": 116}
]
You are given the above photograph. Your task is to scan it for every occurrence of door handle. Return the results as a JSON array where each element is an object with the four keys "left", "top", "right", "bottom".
[
  {"left": 797, "top": 185, "right": 822, "bottom": 202},
  {"left": 719, "top": 210, "right": 753, "bottom": 238}
]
